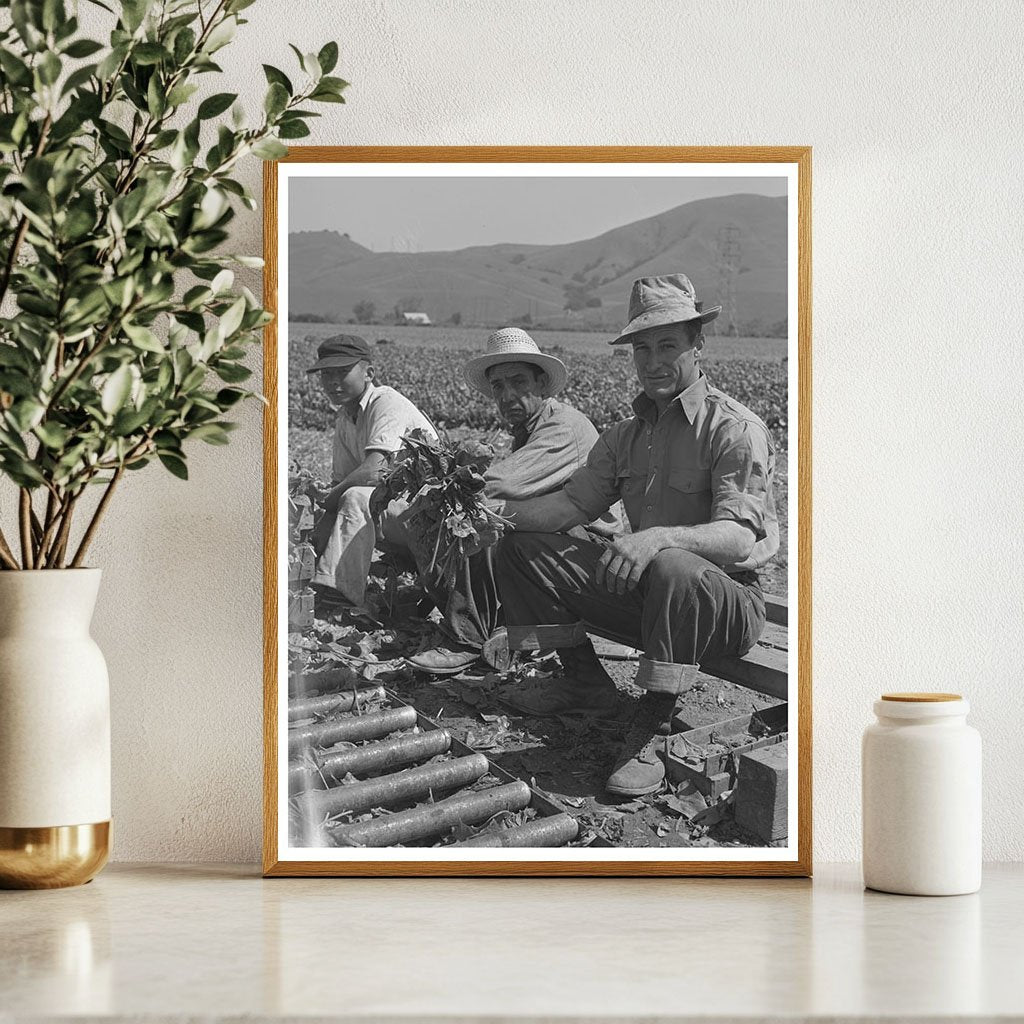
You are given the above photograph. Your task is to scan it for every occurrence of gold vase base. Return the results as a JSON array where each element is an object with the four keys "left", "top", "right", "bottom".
[{"left": 0, "top": 821, "right": 110, "bottom": 889}]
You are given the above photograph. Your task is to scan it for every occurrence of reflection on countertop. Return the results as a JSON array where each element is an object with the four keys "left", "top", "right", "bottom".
[{"left": 2, "top": 863, "right": 1021, "bottom": 1019}]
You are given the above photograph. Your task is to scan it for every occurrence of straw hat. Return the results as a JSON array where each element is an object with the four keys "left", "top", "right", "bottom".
[
  {"left": 463, "top": 328, "right": 568, "bottom": 397},
  {"left": 611, "top": 274, "right": 721, "bottom": 344}
]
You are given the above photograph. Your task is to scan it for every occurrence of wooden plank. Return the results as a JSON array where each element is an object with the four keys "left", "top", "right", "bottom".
[
  {"left": 701, "top": 644, "right": 788, "bottom": 701},
  {"left": 765, "top": 593, "right": 787, "bottom": 627}
]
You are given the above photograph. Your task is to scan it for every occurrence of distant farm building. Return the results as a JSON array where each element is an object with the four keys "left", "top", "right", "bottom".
[{"left": 401, "top": 312, "right": 432, "bottom": 325}]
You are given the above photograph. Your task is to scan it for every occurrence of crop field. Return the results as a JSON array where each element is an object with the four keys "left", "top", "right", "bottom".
[
  {"left": 286, "top": 321, "right": 790, "bottom": 594},
  {"left": 287, "top": 322, "right": 789, "bottom": 443}
]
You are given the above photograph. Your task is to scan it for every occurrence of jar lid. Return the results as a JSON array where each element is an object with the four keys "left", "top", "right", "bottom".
[{"left": 881, "top": 692, "right": 962, "bottom": 702}]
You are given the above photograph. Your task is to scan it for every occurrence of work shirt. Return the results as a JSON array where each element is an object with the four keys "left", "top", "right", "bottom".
[
  {"left": 564, "top": 374, "right": 778, "bottom": 573},
  {"left": 485, "top": 398, "right": 621, "bottom": 536},
  {"left": 331, "top": 382, "right": 436, "bottom": 483}
]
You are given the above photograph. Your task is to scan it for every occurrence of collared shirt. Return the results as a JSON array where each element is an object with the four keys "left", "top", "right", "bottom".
[
  {"left": 331, "top": 382, "right": 436, "bottom": 482},
  {"left": 485, "top": 398, "right": 622, "bottom": 535},
  {"left": 564, "top": 373, "right": 778, "bottom": 572}
]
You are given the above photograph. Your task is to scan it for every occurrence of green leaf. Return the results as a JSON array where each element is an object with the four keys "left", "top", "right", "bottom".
[
  {"left": 166, "top": 82, "right": 199, "bottom": 107},
  {"left": 210, "top": 268, "right": 234, "bottom": 294},
  {"left": 262, "top": 64, "right": 292, "bottom": 94},
  {"left": 317, "top": 41, "right": 339, "bottom": 75},
  {"left": 121, "top": 0, "right": 152, "bottom": 33},
  {"left": 278, "top": 120, "right": 310, "bottom": 140},
  {"left": 319, "top": 75, "right": 349, "bottom": 93},
  {"left": 61, "top": 63, "right": 98, "bottom": 96},
  {"left": 0, "top": 50, "right": 33, "bottom": 86},
  {"left": 63, "top": 38, "right": 104, "bottom": 58},
  {"left": 101, "top": 365, "right": 133, "bottom": 415},
  {"left": 203, "top": 16, "right": 236, "bottom": 53},
  {"left": 132, "top": 42, "right": 168, "bottom": 66},
  {"left": 251, "top": 137, "right": 287, "bottom": 160},
  {"left": 198, "top": 91, "right": 237, "bottom": 119},
  {"left": 38, "top": 51, "right": 62, "bottom": 86},
  {"left": 310, "top": 88, "right": 346, "bottom": 104},
  {"left": 123, "top": 322, "right": 164, "bottom": 353},
  {"left": 189, "top": 423, "right": 230, "bottom": 445},
  {"left": 9, "top": 399, "right": 45, "bottom": 432},
  {"left": 214, "top": 362, "right": 251, "bottom": 384},
  {"left": 173, "top": 26, "right": 196, "bottom": 65},
  {"left": 158, "top": 452, "right": 188, "bottom": 479},
  {"left": 264, "top": 81, "right": 288, "bottom": 118},
  {"left": 34, "top": 421, "right": 70, "bottom": 449},
  {"left": 229, "top": 254, "right": 264, "bottom": 269},
  {"left": 112, "top": 402, "right": 154, "bottom": 435},
  {"left": 218, "top": 296, "right": 246, "bottom": 339}
]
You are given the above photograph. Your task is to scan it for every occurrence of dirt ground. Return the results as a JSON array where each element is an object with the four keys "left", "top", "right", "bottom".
[{"left": 297, "top": 564, "right": 788, "bottom": 849}]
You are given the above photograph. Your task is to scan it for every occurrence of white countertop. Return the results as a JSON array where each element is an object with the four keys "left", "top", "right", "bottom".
[{"left": 2, "top": 862, "right": 1021, "bottom": 1021}]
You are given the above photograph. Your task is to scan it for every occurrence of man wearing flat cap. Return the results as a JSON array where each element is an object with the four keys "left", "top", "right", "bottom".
[
  {"left": 307, "top": 334, "right": 435, "bottom": 605},
  {"left": 407, "top": 327, "right": 621, "bottom": 675},
  {"left": 495, "top": 275, "right": 779, "bottom": 798}
]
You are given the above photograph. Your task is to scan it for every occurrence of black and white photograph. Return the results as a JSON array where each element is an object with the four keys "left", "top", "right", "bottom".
[{"left": 268, "top": 149, "right": 809, "bottom": 874}]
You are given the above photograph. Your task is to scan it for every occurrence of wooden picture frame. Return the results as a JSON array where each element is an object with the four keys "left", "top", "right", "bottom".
[{"left": 263, "top": 147, "right": 812, "bottom": 876}]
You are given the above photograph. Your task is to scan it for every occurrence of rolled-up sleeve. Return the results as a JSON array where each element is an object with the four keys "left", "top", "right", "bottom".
[
  {"left": 709, "top": 420, "right": 773, "bottom": 541},
  {"left": 563, "top": 428, "right": 620, "bottom": 522}
]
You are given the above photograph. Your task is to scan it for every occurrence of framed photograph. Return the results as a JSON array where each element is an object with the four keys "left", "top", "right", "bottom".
[{"left": 263, "top": 147, "right": 811, "bottom": 876}]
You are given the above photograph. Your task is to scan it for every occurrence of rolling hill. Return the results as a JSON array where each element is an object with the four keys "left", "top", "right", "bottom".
[{"left": 288, "top": 193, "right": 787, "bottom": 332}]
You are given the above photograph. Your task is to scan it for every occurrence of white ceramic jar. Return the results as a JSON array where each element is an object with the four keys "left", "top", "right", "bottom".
[{"left": 862, "top": 693, "right": 981, "bottom": 895}]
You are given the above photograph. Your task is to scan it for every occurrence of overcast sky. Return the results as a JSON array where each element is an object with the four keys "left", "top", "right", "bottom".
[{"left": 287, "top": 176, "right": 787, "bottom": 252}]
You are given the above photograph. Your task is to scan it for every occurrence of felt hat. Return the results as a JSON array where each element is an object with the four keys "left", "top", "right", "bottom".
[
  {"left": 306, "top": 334, "right": 373, "bottom": 373},
  {"left": 463, "top": 328, "right": 568, "bottom": 397},
  {"left": 611, "top": 274, "right": 721, "bottom": 344}
]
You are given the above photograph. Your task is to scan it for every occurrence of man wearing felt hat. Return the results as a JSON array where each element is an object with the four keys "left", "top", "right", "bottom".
[
  {"left": 306, "top": 333, "right": 436, "bottom": 606},
  {"left": 406, "top": 327, "right": 621, "bottom": 675},
  {"left": 494, "top": 275, "right": 779, "bottom": 798}
]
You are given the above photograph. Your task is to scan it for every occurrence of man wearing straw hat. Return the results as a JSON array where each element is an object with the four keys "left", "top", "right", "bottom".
[
  {"left": 407, "top": 327, "right": 621, "bottom": 675},
  {"left": 495, "top": 275, "right": 779, "bottom": 798}
]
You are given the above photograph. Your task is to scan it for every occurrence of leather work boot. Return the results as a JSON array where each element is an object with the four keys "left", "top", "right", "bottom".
[
  {"left": 505, "top": 639, "right": 619, "bottom": 717},
  {"left": 481, "top": 627, "right": 510, "bottom": 674},
  {"left": 556, "top": 640, "right": 618, "bottom": 688},
  {"left": 605, "top": 692, "right": 678, "bottom": 797},
  {"left": 405, "top": 645, "right": 479, "bottom": 676},
  {"left": 506, "top": 674, "right": 618, "bottom": 717}
]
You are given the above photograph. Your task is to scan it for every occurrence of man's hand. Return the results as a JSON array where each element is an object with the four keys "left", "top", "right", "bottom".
[
  {"left": 311, "top": 485, "right": 344, "bottom": 557},
  {"left": 311, "top": 508, "right": 334, "bottom": 558},
  {"left": 595, "top": 528, "right": 667, "bottom": 595}
]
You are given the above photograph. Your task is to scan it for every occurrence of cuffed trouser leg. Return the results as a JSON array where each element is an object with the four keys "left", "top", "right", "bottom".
[
  {"left": 311, "top": 486, "right": 376, "bottom": 604},
  {"left": 496, "top": 532, "right": 765, "bottom": 694}
]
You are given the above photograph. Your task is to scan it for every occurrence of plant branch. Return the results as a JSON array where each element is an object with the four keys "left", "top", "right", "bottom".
[
  {"left": 71, "top": 465, "right": 124, "bottom": 567},
  {"left": 46, "top": 298, "right": 140, "bottom": 413},
  {"left": 0, "top": 113, "right": 52, "bottom": 309},
  {"left": 0, "top": 525, "right": 19, "bottom": 570},
  {"left": 18, "top": 489, "right": 34, "bottom": 569},
  {"left": 45, "top": 490, "right": 80, "bottom": 569}
]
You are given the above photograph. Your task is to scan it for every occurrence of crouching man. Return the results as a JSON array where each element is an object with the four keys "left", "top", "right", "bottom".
[
  {"left": 308, "top": 334, "right": 435, "bottom": 606},
  {"left": 494, "top": 276, "right": 779, "bottom": 797},
  {"left": 407, "top": 328, "right": 620, "bottom": 675}
]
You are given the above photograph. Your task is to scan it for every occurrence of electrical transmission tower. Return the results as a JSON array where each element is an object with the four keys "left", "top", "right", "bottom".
[{"left": 715, "top": 224, "right": 741, "bottom": 337}]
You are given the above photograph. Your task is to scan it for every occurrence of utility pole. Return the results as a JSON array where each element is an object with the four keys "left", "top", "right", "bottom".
[{"left": 715, "top": 224, "right": 741, "bottom": 337}]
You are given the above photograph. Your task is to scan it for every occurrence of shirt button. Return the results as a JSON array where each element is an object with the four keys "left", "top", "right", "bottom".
[{"left": 646, "top": 505, "right": 652, "bottom": 511}]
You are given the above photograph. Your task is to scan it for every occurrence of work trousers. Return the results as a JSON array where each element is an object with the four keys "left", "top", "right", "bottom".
[
  {"left": 496, "top": 532, "right": 765, "bottom": 695},
  {"left": 312, "top": 487, "right": 406, "bottom": 605}
]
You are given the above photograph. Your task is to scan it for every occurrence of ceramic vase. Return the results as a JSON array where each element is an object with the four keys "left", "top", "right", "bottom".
[{"left": 0, "top": 569, "right": 111, "bottom": 888}]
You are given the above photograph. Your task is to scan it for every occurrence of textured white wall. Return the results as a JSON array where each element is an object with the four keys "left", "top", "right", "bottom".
[{"left": 64, "top": 0, "right": 1024, "bottom": 862}]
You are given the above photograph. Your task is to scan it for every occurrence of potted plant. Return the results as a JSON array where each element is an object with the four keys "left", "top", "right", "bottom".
[{"left": 0, "top": 0, "right": 345, "bottom": 887}]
